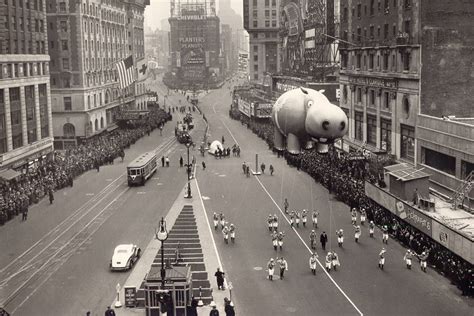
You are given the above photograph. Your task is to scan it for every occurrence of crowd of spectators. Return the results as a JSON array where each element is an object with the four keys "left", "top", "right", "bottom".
[
  {"left": 229, "top": 108, "right": 473, "bottom": 297},
  {"left": 0, "top": 108, "right": 171, "bottom": 226}
]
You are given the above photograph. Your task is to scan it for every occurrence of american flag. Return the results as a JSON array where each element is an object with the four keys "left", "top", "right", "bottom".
[{"left": 115, "top": 55, "right": 135, "bottom": 89}]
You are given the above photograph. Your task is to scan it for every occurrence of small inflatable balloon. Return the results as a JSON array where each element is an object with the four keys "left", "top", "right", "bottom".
[
  {"left": 271, "top": 87, "right": 348, "bottom": 154},
  {"left": 208, "top": 141, "right": 224, "bottom": 155}
]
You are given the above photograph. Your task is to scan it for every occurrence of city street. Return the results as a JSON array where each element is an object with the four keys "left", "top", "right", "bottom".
[
  {"left": 0, "top": 79, "right": 472, "bottom": 315},
  {"left": 0, "top": 88, "right": 204, "bottom": 315}
]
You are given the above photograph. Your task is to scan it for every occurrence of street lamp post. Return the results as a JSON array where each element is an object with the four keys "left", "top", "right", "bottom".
[
  {"left": 155, "top": 217, "right": 168, "bottom": 288},
  {"left": 185, "top": 142, "right": 192, "bottom": 198},
  {"left": 155, "top": 217, "right": 169, "bottom": 314}
]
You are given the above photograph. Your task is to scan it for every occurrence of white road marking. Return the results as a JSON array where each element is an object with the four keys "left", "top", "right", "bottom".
[
  {"left": 106, "top": 179, "right": 113, "bottom": 182},
  {"left": 85, "top": 193, "right": 95, "bottom": 196},
  {"left": 136, "top": 192, "right": 147, "bottom": 194},
  {"left": 156, "top": 183, "right": 164, "bottom": 186},
  {"left": 202, "top": 196, "right": 210, "bottom": 200},
  {"left": 194, "top": 179, "right": 230, "bottom": 289},
  {"left": 253, "top": 267, "right": 263, "bottom": 271},
  {"left": 218, "top": 174, "right": 226, "bottom": 177},
  {"left": 252, "top": 173, "right": 364, "bottom": 316}
]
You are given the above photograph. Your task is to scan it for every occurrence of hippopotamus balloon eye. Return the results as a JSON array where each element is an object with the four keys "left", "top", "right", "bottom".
[{"left": 307, "top": 101, "right": 313, "bottom": 108}]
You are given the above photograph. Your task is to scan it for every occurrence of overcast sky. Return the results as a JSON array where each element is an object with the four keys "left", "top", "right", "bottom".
[{"left": 145, "top": 0, "right": 244, "bottom": 31}]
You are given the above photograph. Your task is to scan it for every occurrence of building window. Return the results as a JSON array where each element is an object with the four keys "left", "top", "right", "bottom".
[
  {"left": 369, "top": 89, "right": 375, "bottom": 107},
  {"left": 272, "top": 20, "right": 276, "bottom": 27},
  {"left": 59, "top": 2, "right": 66, "bottom": 12},
  {"left": 370, "top": 0, "right": 375, "bottom": 15},
  {"left": 423, "top": 147, "right": 455, "bottom": 176},
  {"left": 461, "top": 160, "right": 473, "bottom": 179},
  {"left": 384, "top": 24, "right": 389, "bottom": 39},
  {"left": 383, "top": 91, "right": 390, "bottom": 109},
  {"left": 356, "top": 53, "right": 361, "bottom": 69},
  {"left": 401, "top": 124, "right": 415, "bottom": 160},
  {"left": 367, "top": 115, "right": 377, "bottom": 146},
  {"left": 254, "top": 73, "right": 258, "bottom": 80},
  {"left": 64, "top": 96, "right": 72, "bottom": 111},
  {"left": 63, "top": 123, "right": 75, "bottom": 138},
  {"left": 60, "top": 20, "right": 67, "bottom": 32},
  {"left": 253, "top": 20, "right": 257, "bottom": 27},
  {"left": 380, "top": 119, "right": 392, "bottom": 152},
  {"left": 265, "top": 0, "right": 269, "bottom": 6},
  {"left": 404, "top": 20, "right": 411, "bottom": 36},
  {"left": 61, "top": 40, "right": 68, "bottom": 51},
  {"left": 355, "top": 111, "right": 363, "bottom": 141},
  {"left": 369, "top": 53, "right": 374, "bottom": 69},
  {"left": 356, "top": 87, "right": 362, "bottom": 103},
  {"left": 403, "top": 51, "right": 410, "bottom": 71},
  {"left": 383, "top": 53, "right": 389, "bottom": 70},
  {"left": 63, "top": 58, "right": 69, "bottom": 70}
]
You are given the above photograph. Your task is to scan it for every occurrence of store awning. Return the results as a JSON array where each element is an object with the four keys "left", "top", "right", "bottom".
[{"left": 0, "top": 168, "right": 21, "bottom": 181}]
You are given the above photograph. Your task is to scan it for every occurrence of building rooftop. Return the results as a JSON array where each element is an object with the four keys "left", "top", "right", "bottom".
[
  {"left": 430, "top": 196, "right": 474, "bottom": 240},
  {"left": 384, "top": 163, "right": 431, "bottom": 181}
]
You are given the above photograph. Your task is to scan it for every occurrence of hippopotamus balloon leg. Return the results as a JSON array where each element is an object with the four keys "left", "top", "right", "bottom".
[
  {"left": 287, "top": 133, "right": 301, "bottom": 155},
  {"left": 273, "top": 126, "right": 285, "bottom": 151}
]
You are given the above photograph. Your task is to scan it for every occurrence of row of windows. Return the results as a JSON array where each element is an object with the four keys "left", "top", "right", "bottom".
[
  {"left": 0, "top": 85, "right": 49, "bottom": 153},
  {"left": 353, "top": 114, "right": 413, "bottom": 159},
  {"left": 341, "top": 85, "right": 393, "bottom": 111},
  {"left": 341, "top": 49, "right": 411, "bottom": 72},
  {"left": 344, "top": 20, "right": 411, "bottom": 45},
  {"left": 0, "top": 62, "right": 48, "bottom": 79},
  {"left": 4, "top": 0, "right": 43, "bottom": 11},
  {"left": 0, "top": 39, "right": 46, "bottom": 55},
  {"left": 252, "top": 19, "right": 278, "bottom": 28},
  {"left": 263, "top": 0, "right": 277, "bottom": 7},
  {"left": 4, "top": 15, "right": 44, "bottom": 33},
  {"left": 343, "top": 0, "right": 412, "bottom": 22}
]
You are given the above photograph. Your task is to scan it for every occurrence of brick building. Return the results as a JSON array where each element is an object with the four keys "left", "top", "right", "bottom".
[
  {"left": 339, "top": 0, "right": 473, "bottom": 204},
  {"left": 243, "top": 0, "right": 280, "bottom": 82},
  {"left": 0, "top": 0, "right": 54, "bottom": 174},
  {"left": 47, "top": 0, "right": 148, "bottom": 149}
]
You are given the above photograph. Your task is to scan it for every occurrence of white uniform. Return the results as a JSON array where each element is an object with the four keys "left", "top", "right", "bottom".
[{"left": 309, "top": 255, "right": 318, "bottom": 272}]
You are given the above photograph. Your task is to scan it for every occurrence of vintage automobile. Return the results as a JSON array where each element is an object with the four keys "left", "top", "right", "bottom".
[{"left": 110, "top": 244, "right": 141, "bottom": 271}]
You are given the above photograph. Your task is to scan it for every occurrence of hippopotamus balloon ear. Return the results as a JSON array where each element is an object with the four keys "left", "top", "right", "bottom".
[{"left": 300, "top": 87, "right": 308, "bottom": 94}]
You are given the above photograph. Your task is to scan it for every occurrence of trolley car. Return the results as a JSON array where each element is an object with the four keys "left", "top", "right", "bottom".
[{"left": 127, "top": 151, "right": 157, "bottom": 186}]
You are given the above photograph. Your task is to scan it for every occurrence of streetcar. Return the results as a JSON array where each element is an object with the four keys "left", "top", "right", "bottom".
[{"left": 127, "top": 151, "right": 157, "bottom": 186}]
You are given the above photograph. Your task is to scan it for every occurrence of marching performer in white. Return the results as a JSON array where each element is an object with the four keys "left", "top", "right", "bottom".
[
  {"left": 325, "top": 252, "right": 333, "bottom": 272},
  {"left": 267, "top": 258, "right": 275, "bottom": 280},
  {"left": 403, "top": 249, "right": 413, "bottom": 269},
  {"left": 289, "top": 211, "right": 295, "bottom": 227},
  {"left": 272, "top": 231, "right": 278, "bottom": 251},
  {"left": 369, "top": 221, "right": 375, "bottom": 238},
  {"left": 309, "top": 252, "right": 319, "bottom": 275},
  {"left": 418, "top": 250, "right": 429, "bottom": 272},
  {"left": 301, "top": 209, "right": 308, "bottom": 227},
  {"left": 331, "top": 252, "right": 340, "bottom": 271},
  {"left": 272, "top": 214, "right": 279, "bottom": 232},
  {"left": 354, "top": 225, "right": 361, "bottom": 243},
  {"left": 219, "top": 213, "right": 226, "bottom": 231},
  {"left": 213, "top": 212, "right": 219, "bottom": 230},
  {"left": 379, "top": 248, "right": 386, "bottom": 270},
  {"left": 351, "top": 208, "right": 357, "bottom": 225},
  {"left": 336, "top": 229, "right": 344, "bottom": 247},
  {"left": 382, "top": 225, "right": 389, "bottom": 244},
  {"left": 222, "top": 225, "right": 229, "bottom": 244},
  {"left": 229, "top": 223, "right": 236, "bottom": 243},
  {"left": 267, "top": 214, "right": 273, "bottom": 232},
  {"left": 360, "top": 208, "right": 367, "bottom": 225},
  {"left": 312, "top": 210, "right": 319, "bottom": 228},
  {"left": 295, "top": 211, "right": 301, "bottom": 228},
  {"left": 277, "top": 231, "right": 285, "bottom": 251},
  {"left": 309, "top": 230, "right": 317, "bottom": 250}
]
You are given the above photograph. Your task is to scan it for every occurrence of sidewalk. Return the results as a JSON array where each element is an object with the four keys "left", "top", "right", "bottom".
[{"left": 113, "top": 177, "right": 231, "bottom": 315}]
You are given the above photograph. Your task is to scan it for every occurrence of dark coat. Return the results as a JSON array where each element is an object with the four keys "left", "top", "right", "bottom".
[{"left": 320, "top": 233, "right": 328, "bottom": 244}]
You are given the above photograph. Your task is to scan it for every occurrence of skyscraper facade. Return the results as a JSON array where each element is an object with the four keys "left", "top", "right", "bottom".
[{"left": 0, "top": 0, "right": 54, "bottom": 174}]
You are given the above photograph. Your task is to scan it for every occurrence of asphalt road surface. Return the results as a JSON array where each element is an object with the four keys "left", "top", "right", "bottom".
[{"left": 0, "top": 77, "right": 472, "bottom": 316}]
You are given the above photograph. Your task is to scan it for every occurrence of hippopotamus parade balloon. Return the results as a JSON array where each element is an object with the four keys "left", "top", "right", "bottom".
[{"left": 271, "top": 87, "right": 348, "bottom": 154}]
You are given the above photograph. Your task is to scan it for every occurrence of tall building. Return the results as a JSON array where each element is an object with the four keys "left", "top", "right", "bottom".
[
  {"left": 47, "top": 0, "right": 149, "bottom": 149},
  {"left": 0, "top": 0, "right": 54, "bottom": 174},
  {"left": 166, "top": 0, "right": 221, "bottom": 89},
  {"left": 145, "top": 28, "right": 170, "bottom": 70},
  {"left": 243, "top": 0, "right": 281, "bottom": 82},
  {"left": 218, "top": 0, "right": 245, "bottom": 75},
  {"left": 339, "top": 0, "right": 473, "bottom": 203}
]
